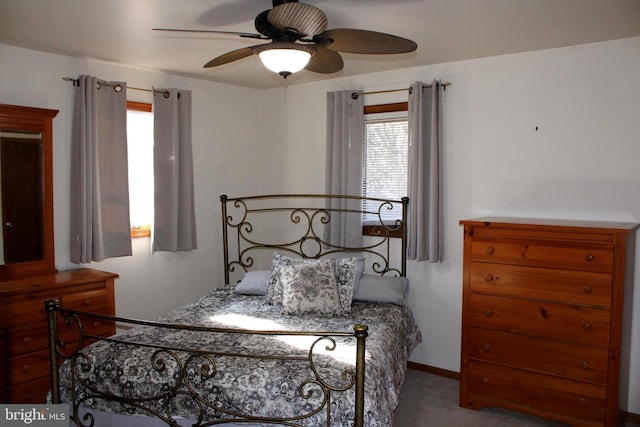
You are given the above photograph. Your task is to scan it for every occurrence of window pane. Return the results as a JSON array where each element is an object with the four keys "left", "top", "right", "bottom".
[
  {"left": 363, "top": 117, "right": 408, "bottom": 223},
  {"left": 127, "top": 109, "right": 154, "bottom": 229}
]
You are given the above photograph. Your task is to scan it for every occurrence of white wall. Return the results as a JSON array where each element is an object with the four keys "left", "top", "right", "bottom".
[
  {"left": 259, "top": 37, "right": 640, "bottom": 413},
  {"left": 0, "top": 44, "right": 263, "bottom": 319}
]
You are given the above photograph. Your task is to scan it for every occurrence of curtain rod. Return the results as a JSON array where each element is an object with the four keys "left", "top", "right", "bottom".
[
  {"left": 360, "top": 81, "right": 452, "bottom": 97},
  {"left": 62, "top": 77, "right": 172, "bottom": 98}
]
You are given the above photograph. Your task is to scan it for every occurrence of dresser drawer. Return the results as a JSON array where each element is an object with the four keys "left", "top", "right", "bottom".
[
  {"left": 468, "top": 328, "right": 609, "bottom": 385},
  {"left": 62, "top": 286, "right": 110, "bottom": 312},
  {"left": 0, "top": 330, "right": 6, "bottom": 393},
  {"left": 466, "top": 361, "right": 606, "bottom": 426},
  {"left": 8, "top": 350, "right": 49, "bottom": 385},
  {"left": 470, "top": 262, "right": 612, "bottom": 307},
  {"left": 2, "top": 295, "right": 61, "bottom": 327},
  {"left": 7, "top": 323, "right": 81, "bottom": 357},
  {"left": 58, "top": 310, "right": 115, "bottom": 340},
  {"left": 8, "top": 376, "right": 50, "bottom": 404},
  {"left": 470, "top": 239, "right": 613, "bottom": 273},
  {"left": 469, "top": 293, "right": 611, "bottom": 347}
]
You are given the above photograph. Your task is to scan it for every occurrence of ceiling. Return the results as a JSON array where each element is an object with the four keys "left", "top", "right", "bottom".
[{"left": 1, "top": 0, "right": 639, "bottom": 90}]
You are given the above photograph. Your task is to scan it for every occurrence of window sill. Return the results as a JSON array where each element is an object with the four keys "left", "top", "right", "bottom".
[
  {"left": 362, "top": 224, "right": 403, "bottom": 238},
  {"left": 131, "top": 225, "right": 151, "bottom": 238}
]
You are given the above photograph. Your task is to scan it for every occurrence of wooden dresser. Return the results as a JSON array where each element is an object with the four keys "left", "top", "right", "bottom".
[
  {"left": 0, "top": 268, "right": 117, "bottom": 404},
  {"left": 459, "top": 218, "right": 638, "bottom": 427}
]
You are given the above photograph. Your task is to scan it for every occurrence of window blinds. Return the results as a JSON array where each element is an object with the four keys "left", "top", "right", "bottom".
[{"left": 362, "top": 117, "right": 408, "bottom": 223}]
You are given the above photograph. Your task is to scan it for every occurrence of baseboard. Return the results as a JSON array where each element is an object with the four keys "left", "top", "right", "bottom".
[
  {"left": 619, "top": 410, "right": 640, "bottom": 424},
  {"left": 406, "top": 362, "right": 640, "bottom": 422},
  {"left": 407, "top": 361, "right": 459, "bottom": 380}
]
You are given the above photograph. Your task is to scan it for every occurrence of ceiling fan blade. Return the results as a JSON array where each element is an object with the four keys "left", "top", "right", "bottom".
[
  {"left": 267, "top": 3, "right": 328, "bottom": 37},
  {"left": 305, "top": 46, "right": 343, "bottom": 74},
  {"left": 153, "top": 28, "right": 266, "bottom": 39},
  {"left": 203, "top": 46, "right": 258, "bottom": 68},
  {"left": 318, "top": 29, "right": 417, "bottom": 54}
]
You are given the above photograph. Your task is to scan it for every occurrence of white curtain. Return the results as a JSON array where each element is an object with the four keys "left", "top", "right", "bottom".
[
  {"left": 152, "top": 89, "right": 197, "bottom": 252},
  {"left": 324, "top": 90, "right": 364, "bottom": 249},
  {"left": 407, "top": 80, "right": 443, "bottom": 262},
  {"left": 70, "top": 75, "right": 132, "bottom": 263}
]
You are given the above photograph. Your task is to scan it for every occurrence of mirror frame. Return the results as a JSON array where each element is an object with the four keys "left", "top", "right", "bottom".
[{"left": 0, "top": 104, "right": 58, "bottom": 279}]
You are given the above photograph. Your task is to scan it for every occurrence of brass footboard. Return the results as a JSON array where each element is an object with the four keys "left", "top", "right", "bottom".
[{"left": 46, "top": 299, "right": 367, "bottom": 427}]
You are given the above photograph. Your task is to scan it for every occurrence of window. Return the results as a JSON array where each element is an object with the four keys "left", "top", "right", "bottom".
[
  {"left": 126, "top": 102, "right": 154, "bottom": 238},
  {"left": 362, "top": 102, "right": 408, "bottom": 235}
]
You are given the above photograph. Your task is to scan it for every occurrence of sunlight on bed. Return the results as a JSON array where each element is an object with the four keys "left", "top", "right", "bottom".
[
  {"left": 209, "top": 313, "right": 284, "bottom": 330},
  {"left": 210, "top": 313, "right": 361, "bottom": 363}
]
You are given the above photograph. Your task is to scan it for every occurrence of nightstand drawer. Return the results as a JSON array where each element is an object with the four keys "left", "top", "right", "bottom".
[
  {"left": 470, "top": 239, "right": 613, "bottom": 273},
  {"left": 466, "top": 361, "right": 606, "bottom": 426},
  {"left": 469, "top": 293, "right": 611, "bottom": 347},
  {"left": 468, "top": 328, "right": 608, "bottom": 384},
  {"left": 469, "top": 262, "right": 612, "bottom": 307}
]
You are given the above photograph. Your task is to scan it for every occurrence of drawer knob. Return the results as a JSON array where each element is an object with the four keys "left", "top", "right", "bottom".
[
  {"left": 484, "top": 246, "right": 494, "bottom": 255},
  {"left": 93, "top": 321, "right": 101, "bottom": 328},
  {"left": 583, "top": 285, "right": 592, "bottom": 294},
  {"left": 22, "top": 336, "right": 31, "bottom": 346},
  {"left": 484, "top": 274, "right": 494, "bottom": 282},
  {"left": 482, "top": 344, "right": 491, "bottom": 352},
  {"left": 21, "top": 364, "right": 31, "bottom": 373},
  {"left": 585, "top": 253, "right": 594, "bottom": 262},
  {"left": 582, "top": 321, "right": 591, "bottom": 330},
  {"left": 22, "top": 392, "right": 32, "bottom": 402},
  {"left": 580, "top": 361, "right": 589, "bottom": 369},
  {"left": 483, "top": 309, "right": 493, "bottom": 317},
  {"left": 82, "top": 298, "right": 92, "bottom": 306},
  {"left": 578, "top": 397, "right": 587, "bottom": 406},
  {"left": 481, "top": 376, "right": 489, "bottom": 384}
]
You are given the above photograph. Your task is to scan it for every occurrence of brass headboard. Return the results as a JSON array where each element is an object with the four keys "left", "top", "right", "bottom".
[{"left": 220, "top": 194, "right": 409, "bottom": 285}]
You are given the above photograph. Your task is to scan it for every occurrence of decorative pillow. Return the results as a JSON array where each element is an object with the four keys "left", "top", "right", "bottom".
[
  {"left": 333, "top": 256, "right": 365, "bottom": 292},
  {"left": 279, "top": 262, "right": 342, "bottom": 316},
  {"left": 334, "top": 257, "right": 358, "bottom": 313},
  {"left": 233, "top": 270, "right": 271, "bottom": 295},
  {"left": 266, "top": 253, "right": 358, "bottom": 313},
  {"left": 266, "top": 252, "right": 333, "bottom": 305},
  {"left": 352, "top": 274, "right": 409, "bottom": 305}
]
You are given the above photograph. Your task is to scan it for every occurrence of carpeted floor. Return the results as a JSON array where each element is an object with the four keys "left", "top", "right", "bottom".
[{"left": 393, "top": 369, "right": 640, "bottom": 427}]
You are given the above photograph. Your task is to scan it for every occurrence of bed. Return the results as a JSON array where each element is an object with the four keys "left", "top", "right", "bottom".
[{"left": 46, "top": 194, "right": 422, "bottom": 426}]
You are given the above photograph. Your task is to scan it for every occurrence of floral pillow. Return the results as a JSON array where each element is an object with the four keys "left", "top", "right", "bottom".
[
  {"left": 265, "top": 252, "right": 320, "bottom": 305},
  {"left": 266, "top": 252, "right": 358, "bottom": 314},
  {"left": 334, "top": 257, "right": 357, "bottom": 313},
  {"left": 278, "top": 262, "right": 342, "bottom": 316}
]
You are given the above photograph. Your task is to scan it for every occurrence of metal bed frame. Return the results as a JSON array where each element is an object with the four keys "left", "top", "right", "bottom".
[
  {"left": 221, "top": 194, "right": 409, "bottom": 285},
  {"left": 46, "top": 194, "right": 409, "bottom": 426}
]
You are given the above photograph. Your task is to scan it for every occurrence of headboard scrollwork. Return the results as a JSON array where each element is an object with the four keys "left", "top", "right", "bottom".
[{"left": 220, "top": 194, "right": 408, "bottom": 286}]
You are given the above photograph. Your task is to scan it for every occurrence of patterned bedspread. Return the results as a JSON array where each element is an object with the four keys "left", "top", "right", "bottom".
[{"left": 57, "top": 290, "right": 421, "bottom": 426}]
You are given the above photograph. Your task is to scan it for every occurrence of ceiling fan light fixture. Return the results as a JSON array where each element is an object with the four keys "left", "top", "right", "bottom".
[{"left": 255, "top": 43, "right": 314, "bottom": 78}]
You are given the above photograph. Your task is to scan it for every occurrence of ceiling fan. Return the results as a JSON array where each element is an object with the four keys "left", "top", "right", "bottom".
[{"left": 154, "top": 0, "right": 417, "bottom": 78}]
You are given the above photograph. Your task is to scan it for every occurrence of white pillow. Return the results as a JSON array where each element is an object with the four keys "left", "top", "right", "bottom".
[
  {"left": 233, "top": 270, "right": 271, "bottom": 295},
  {"left": 352, "top": 274, "right": 409, "bottom": 305}
]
